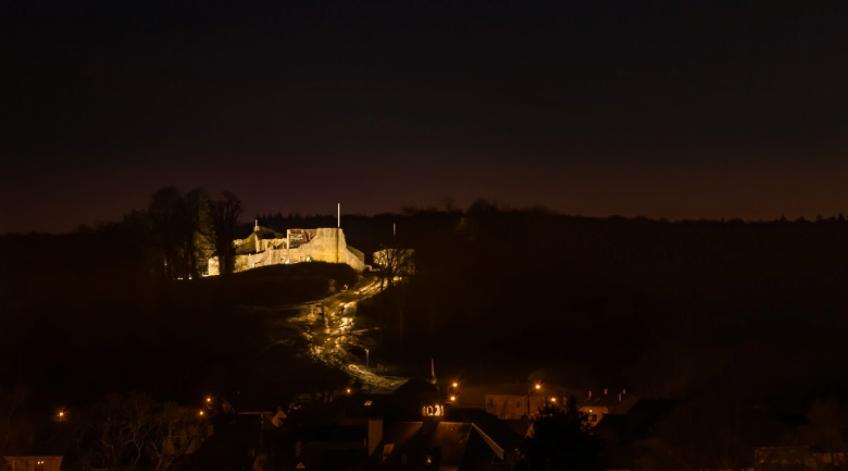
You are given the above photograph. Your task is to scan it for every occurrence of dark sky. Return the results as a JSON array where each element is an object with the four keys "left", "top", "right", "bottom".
[{"left": 2, "top": 1, "right": 847, "bottom": 232}]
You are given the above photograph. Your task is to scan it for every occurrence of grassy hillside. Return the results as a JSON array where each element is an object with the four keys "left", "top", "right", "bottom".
[{"left": 0, "top": 249, "right": 357, "bottom": 408}]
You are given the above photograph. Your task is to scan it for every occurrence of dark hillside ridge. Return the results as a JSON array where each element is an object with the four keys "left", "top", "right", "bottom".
[{"left": 2, "top": 209, "right": 848, "bottom": 406}]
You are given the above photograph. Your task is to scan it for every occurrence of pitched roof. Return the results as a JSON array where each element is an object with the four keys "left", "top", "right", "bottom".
[{"left": 378, "top": 421, "right": 507, "bottom": 470}]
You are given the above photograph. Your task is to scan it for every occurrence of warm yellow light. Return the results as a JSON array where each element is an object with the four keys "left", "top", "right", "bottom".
[
  {"left": 449, "top": 395, "right": 456, "bottom": 402},
  {"left": 198, "top": 410, "right": 205, "bottom": 417},
  {"left": 205, "top": 396, "right": 213, "bottom": 404},
  {"left": 549, "top": 397, "right": 557, "bottom": 403},
  {"left": 451, "top": 381, "right": 459, "bottom": 388},
  {"left": 534, "top": 383, "right": 542, "bottom": 391},
  {"left": 57, "top": 410, "right": 66, "bottom": 419},
  {"left": 345, "top": 387, "right": 352, "bottom": 394}
]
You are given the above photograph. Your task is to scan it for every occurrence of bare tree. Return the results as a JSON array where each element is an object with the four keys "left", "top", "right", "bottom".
[
  {"left": 374, "top": 247, "right": 415, "bottom": 290},
  {"left": 146, "top": 403, "right": 211, "bottom": 471},
  {"left": 0, "top": 386, "right": 31, "bottom": 459},
  {"left": 86, "top": 393, "right": 155, "bottom": 471},
  {"left": 209, "top": 191, "right": 242, "bottom": 276},
  {"left": 74, "top": 394, "right": 211, "bottom": 471}
]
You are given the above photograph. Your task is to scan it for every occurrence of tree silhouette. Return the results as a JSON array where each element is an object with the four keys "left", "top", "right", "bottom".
[
  {"left": 801, "top": 399, "right": 848, "bottom": 467},
  {"left": 146, "top": 402, "right": 211, "bottom": 471},
  {"left": 181, "top": 188, "right": 210, "bottom": 280},
  {"left": 209, "top": 191, "right": 242, "bottom": 276},
  {"left": 519, "top": 398, "right": 601, "bottom": 471},
  {"left": 149, "top": 187, "right": 186, "bottom": 280}
]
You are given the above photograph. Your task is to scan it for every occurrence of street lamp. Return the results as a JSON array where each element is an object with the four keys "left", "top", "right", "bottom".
[{"left": 528, "top": 382, "right": 542, "bottom": 417}]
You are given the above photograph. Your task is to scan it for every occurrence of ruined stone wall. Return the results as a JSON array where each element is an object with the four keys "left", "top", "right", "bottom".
[
  {"left": 281, "top": 228, "right": 365, "bottom": 271},
  {"left": 206, "top": 228, "right": 365, "bottom": 275}
]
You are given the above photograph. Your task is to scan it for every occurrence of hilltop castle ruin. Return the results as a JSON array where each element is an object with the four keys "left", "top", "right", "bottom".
[{"left": 207, "top": 220, "right": 366, "bottom": 275}]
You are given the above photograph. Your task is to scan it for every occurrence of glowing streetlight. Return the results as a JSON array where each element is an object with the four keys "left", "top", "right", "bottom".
[
  {"left": 205, "top": 395, "right": 213, "bottom": 404},
  {"left": 56, "top": 409, "right": 67, "bottom": 421},
  {"left": 449, "top": 395, "right": 457, "bottom": 403},
  {"left": 549, "top": 397, "right": 557, "bottom": 403},
  {"left": 345, "top": 387, "right": 352, "bottom": 395},
  {"left": 527, "top": 382, "right": 543, "bottom": 417},
  {"left": 451, "top": 381, "right": 459, "bottom": 389},
  {"left": 198, "top": 410, "right": 206, "bottom": 417}
]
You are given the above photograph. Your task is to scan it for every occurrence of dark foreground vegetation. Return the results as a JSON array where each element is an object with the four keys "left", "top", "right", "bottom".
[{"left": 3, "top": 192, "right": 848, "bottom": 468}]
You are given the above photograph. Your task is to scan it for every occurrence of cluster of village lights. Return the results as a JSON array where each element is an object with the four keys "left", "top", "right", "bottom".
[
  {"left": 57, "top": 394, "right": 229, "bottom": 423},
  {"left": 445, "top": 380, "right": 556, "bottom": 406}
]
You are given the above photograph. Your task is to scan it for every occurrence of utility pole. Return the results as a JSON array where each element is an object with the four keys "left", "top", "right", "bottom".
[{"left": 336, "top": 202, "right": 341, "bottom": 263}]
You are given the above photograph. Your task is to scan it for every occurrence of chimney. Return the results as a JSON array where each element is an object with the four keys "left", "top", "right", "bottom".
[{"left": 367, "top": 418, "right": 383, "bottom": 456}]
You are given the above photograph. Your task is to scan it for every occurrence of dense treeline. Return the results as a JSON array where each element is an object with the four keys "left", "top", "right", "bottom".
[{"left": 361, "top": 203, "right": 848, "bottom": 397}]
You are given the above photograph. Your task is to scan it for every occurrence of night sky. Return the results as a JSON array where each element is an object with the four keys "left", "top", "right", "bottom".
[{"left": 2, "top": 1, "right": 847, "bottom": 233}]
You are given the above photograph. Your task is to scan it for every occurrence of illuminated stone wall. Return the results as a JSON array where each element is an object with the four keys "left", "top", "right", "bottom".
[{"left": 207, "top": 226, "right": 365, "bottom": 275}]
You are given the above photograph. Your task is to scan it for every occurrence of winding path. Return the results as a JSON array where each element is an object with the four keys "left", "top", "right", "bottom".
[{"left": 286, "top": 276, "right": 407, "bottom": 391}]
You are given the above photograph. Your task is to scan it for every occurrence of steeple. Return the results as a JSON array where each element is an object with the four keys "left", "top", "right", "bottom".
[{"left": 429, "top": 357, "right": 437, "bottom": 385}]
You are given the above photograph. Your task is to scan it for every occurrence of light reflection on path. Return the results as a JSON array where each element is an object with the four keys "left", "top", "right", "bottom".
[{"left": 287, "top": 276, "right": 407, "bottom": 391}]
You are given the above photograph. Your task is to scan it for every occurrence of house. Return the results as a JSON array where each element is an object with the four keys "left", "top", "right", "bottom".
[
  {"left": 2, "top": 423, "right": 69, "bottom": 471},
  {"left": 2, "top": 455, "right": 63, "bottom": 471},
  {"left": 371, "top": 420, "right": 511, "bottom": 470}
]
